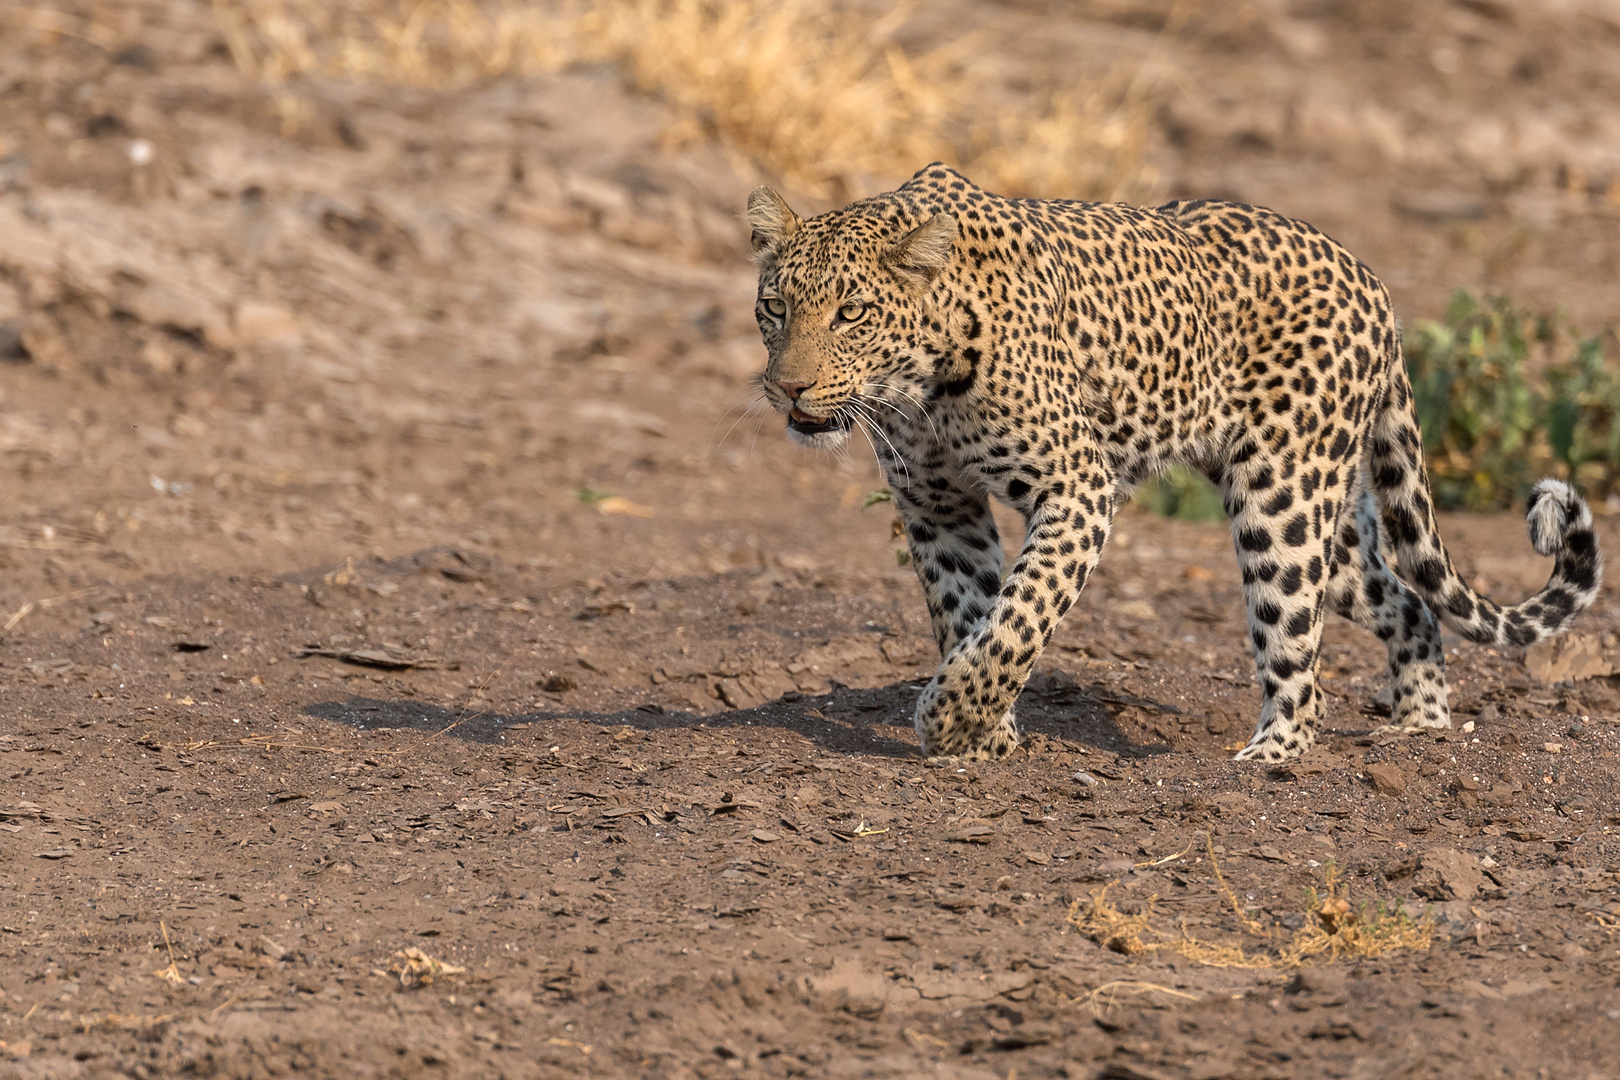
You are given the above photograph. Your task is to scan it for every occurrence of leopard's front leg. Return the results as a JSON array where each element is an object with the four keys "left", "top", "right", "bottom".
[
  {"left": 889, "top": 466, "right": 1005, "bottom": 661},
  {"left": 909, "top": 482, "right": 1115, "bottom": 760}
]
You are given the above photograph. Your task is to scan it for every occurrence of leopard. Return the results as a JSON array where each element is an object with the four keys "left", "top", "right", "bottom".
[{"left": 746, "top": 163, "right": 1603, "bottom": 762}]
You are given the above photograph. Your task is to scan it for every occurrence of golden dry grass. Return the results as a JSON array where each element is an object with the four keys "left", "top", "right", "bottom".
[
  {"left": 389, "top": 946, "right": 466, "bottom": 988},
  {"left": 211, "top": 0, "right": 1155, "bottom": 202},
  {"left": 1068, "top": 846, "right": 1434, "bottom": 970}
]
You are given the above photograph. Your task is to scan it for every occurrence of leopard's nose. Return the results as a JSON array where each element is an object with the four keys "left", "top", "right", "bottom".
[{"left": 776, "top": 380, "right": 811, "bottom": 401}]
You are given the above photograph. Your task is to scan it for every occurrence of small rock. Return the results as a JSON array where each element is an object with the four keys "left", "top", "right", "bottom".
[
  {"left": 1285, "top": 967, "right": 1347, "bottom": 997},
  {"left": 1416, "top": 848, "right": 1484, "bottom": 900},
  {"left": 947, "top": 823, "right": 996, "bottom": 844},
  {"left": 1526, "top": 632, "right": 1614, "bottom": 683},
  {"left": 1475, "top": 704, "right": 1500, "bottom": 725},
  {"left": 1543, "top": 742, "right": 1563, "bottom": 754},
  {"left": 1097, "top": 857, "right": 1136, "bottom": 874},
  {"left": 234, "top": 301, "right": 302, "bottom": 347},
  {"left": 1114, "top": 599, "right": 1157, "bottom": 621},
  {"left": 1556, "top": 794, "right": 1592, "bottom": 816},
  {"left": 1071, "top": 771, "right": 1099, "bottom": 787},
  {"left": 750, "top": 830, "right": 780, "bottom": 843},
  {"left": 1365, "top": 763, "right": 1408, "bottom": 794}
]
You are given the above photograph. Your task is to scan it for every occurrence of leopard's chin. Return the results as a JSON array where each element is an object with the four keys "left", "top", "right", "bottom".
[{"left": 786, "top": 408, "right": 853, "bottom": 449}]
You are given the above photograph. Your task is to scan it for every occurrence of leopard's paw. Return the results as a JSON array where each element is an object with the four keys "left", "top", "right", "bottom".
[
  {"left": 1233, "top": 724, "right": 1314, "bottom": 762},
  {"left": 1369, "top": 716, "right": 1451, "bottom": 737}
]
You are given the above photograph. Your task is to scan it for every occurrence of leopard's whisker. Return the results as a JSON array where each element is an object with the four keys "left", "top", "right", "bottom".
[
  {"left": 849, "top": 404, "right": 912, "bottom": 491},
  {"left": 868, "top": 381, "right": 939, "bottom": 440},
  {"left": 713, "top": 393, "right": 773, "bottom": 451},
  {"left": 746, "top": 399, "right": 775, "bottom": 460}
]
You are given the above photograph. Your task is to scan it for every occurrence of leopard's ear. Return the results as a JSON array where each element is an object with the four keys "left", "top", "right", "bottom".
[
  {"left": 883, "top": 212, "right": 957, "bottom": 283},
  {"left": 746, "top": 187, "right": 801, "bottom": 262}
]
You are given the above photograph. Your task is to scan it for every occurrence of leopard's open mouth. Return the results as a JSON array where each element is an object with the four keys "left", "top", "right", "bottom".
[{"left": 788, "top": 407, "right": 851, "bottom": 437}]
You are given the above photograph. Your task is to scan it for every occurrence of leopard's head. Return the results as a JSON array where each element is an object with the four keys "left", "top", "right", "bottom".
[{"left": 746, "top": 185, "right": 958, "bottom": 449}]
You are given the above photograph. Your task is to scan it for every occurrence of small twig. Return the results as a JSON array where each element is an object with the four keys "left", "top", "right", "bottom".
[
  {"left": 4, "top": 587, "right": 98, "bottom": 631},
  {"left": 152, "top": 921, "right": 185, "bottom": 985},
  {"left": 427, "top": 669, "right": 499, "bottom": 740},
  {"left": 2, "top": 8, "right": 119, "bottom": 49},
  {"left": 1081, "top": 979, "right": 1201, "bottom": 1016},
  {"left": 1135, "top": 841, "right": 1192, "bottom": 868},
  {"left": 1206, "top": 829, "right": 1267, "bottom": 936},
  {"left": 4, "top": 602, "right": 35, "bottom": 632},
  {"left": 231, "top": 734, "right": 404, "bottom": 756}
]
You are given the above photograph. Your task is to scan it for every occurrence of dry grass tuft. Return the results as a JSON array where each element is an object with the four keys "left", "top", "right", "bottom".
[
  {"left": 150, "top": 921, "right": 187, "bottom": 986},
  {"left": 389, "top": 946, "right": 466, "bottom": 988},
  {"left": 212, "top": 0, "right": 1156, "bottom": 201},
  {"left": 1069, "top": 842, "right": 1433, "bottom": 970},
  {"left": 1071, "top": 884, "right": 1159, "bottom": 956}
]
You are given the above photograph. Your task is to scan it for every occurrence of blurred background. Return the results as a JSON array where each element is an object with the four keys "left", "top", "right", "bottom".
[{"left": 0, "top": 0, "right": 1618, "bottom": 587}]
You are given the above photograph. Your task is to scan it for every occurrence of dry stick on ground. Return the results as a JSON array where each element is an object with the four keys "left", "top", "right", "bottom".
[
  {"left": 0, "top": 8, "right": 118, "bottom": 49},
  {"left": 1135, "top": 841, "right": 1193, "bottom": 869},
  {"left": 151, "top": 922, "right": 185, "bottom": 986},
  {"left": 5, "top": 587, "right": 99, "bottom": 631},
  {"left": 1206, "top": 829, "right": 1269, "bottom": 936},
  {"left": 1082, "top": 980, "right": 1202, "bottom": 1017},
  {"left": 78, "top": 1013, "right": 175, "bottom": 1035},
  {"left": 426, "top": 668, "right": 500, "bottom": 741},
  {"left": 177, "top": 734, "right": 406, "bottom": 756}
]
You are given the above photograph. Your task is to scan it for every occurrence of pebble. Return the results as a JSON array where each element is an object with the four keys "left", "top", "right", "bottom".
[{"left": 1072, "top": 771, "right": 1099, "bottom": 787}]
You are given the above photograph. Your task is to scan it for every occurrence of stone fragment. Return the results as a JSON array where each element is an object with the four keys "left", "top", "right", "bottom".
[
  {"left": 1526, "top": 632, "right": 1614, "bottom": 684},
  {"left": 1365, "top": 762, "right": 1408, "bottom": 794},
  {"left": 1415, "top": 848, "right": 1483, "bottom": 900}
]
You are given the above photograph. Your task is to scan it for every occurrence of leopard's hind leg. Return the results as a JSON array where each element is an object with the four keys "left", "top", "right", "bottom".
[
  {"left": 1326, "top": 481, "right": 1450, "bottom": 732},
  {"left": 1217, "top": 443, "right": 1353, "bottom": 762}
]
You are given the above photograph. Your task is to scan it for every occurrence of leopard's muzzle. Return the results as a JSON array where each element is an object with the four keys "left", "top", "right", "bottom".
[{"left": 787, "top": 406, "right": 853, "bottom": 438}]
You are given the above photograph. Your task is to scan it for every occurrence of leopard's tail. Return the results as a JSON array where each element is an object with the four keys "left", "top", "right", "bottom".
[{"left": 1368, "top": 356, "right": 1603, "bottom": 647}]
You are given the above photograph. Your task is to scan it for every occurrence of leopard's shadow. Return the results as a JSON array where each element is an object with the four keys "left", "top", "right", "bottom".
[{"left": 302, "top": 669, "right": 1173, "bottom": 759}]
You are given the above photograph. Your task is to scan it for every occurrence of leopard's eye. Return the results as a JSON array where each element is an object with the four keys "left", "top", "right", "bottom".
[
  {"left": 761, "top": 297, "right": 787, "bottom": 319},
  {"left": 836, "top": 301, "right": 866, "bottom": 324}
]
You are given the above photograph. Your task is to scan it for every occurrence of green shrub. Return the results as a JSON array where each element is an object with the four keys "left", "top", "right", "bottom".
[
  {"left": 1405, "top": 291, "right": 1619, "bottom": 510},
  {"left": 1133, "top": 466, "right": 1226, "bottom": 522}
]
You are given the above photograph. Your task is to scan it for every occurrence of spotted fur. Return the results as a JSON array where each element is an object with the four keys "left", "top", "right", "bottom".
[{"left": 747, "top": 165, "right": 1603, "bottom": 762}]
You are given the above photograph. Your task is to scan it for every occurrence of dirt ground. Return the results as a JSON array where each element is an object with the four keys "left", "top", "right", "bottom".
[{"left": 2, "top": 2, "right": 1620, "bottom": 1078}]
